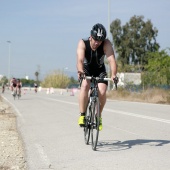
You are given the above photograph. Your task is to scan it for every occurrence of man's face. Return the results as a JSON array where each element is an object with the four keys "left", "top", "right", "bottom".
[{"left": 91, "top": 36, "right": 103, "bottom": 50}]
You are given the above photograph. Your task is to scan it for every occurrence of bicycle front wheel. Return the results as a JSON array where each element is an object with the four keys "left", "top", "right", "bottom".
[
  {"left": 13, "top": 92, "right": 16, "bottom": 100},
  {"left": 91, "top": 98, "right": 100, "bottom": 151},
  {"left": 84, "top": 103, "right": 92, "bottom": 145},
  {"left": 18, "top": 90, "right": 21, "bottom": 99}
]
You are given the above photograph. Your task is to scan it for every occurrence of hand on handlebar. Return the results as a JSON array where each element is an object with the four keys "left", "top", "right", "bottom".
[
  {"left": 113, "top": 76, "right": 119, "bottom": 84},
  {"left": 78, "top": 71, "right": 85, "bottom": 87},
  {"left": 78, "top": 71, "right": 85, "bottom": 80},
  {"left": 113, "top": 76, "right": 118, "bottom": 90}
]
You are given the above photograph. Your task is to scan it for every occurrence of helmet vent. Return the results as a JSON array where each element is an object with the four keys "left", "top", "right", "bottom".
[{"left": 97, "top": 28, "right": 103, "bottom": 37}]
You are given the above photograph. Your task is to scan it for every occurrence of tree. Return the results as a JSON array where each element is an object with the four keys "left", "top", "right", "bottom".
[
  {"left": 110, "top": 15, "right": 159, "bottom": 70},
  {"left": 20, "top": 78, "right": 35, "bottom": 87},
  {"left": 0, "top": 76, "right": 8, "bottom": 85},
  {"left": 142, "top": 50, "right": 170, "bottom": 87},
  {"left": 35, "top": 71, "right": 39, "bottom": 82}
]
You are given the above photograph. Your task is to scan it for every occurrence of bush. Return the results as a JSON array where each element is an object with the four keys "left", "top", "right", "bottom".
[{"left": 41, "top": 70, "right": 70, "bottom": 88}]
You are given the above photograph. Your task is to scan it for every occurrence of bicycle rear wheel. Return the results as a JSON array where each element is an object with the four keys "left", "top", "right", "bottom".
[
  {"left": 13, "top": 93, "right": 16, "bottom": 100},
  {"left": 84, "top": 103, "right": 92, "bottom": 145},
  {"left": 91, "top": 98, "right": 100, "bottom": 151},
  {"left": 12, "top": 90, "right": 16, "bottom": 100},
  {"left": 17, "top": 90, "right": 21, "bottom": 99}
]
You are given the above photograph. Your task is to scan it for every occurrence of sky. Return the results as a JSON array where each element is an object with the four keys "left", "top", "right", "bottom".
[{"left": 0, "top": 0, "right": 170, "bottom": 80}]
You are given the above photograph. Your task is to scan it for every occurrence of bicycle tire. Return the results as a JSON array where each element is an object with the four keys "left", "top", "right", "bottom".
[
  {"left": 84, "top": 102, "right": 91, "bottom": 145},
  {"left": 13, "top": 89, "right": 17, "bottom": 100},
  {"left": 13, "top": 93, "right": 16, "bottom": 100},
  {"left": 18, "top": 90, "right": 21, "bottom": 99},
  {"left": 91, "top": 97, "right": 100, "bottom": 151}
]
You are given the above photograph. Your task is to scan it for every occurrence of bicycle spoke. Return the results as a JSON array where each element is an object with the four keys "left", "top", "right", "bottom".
[
  {"left": 84, "top": 104, "right": 91, "bottom": 145},
  {"left": 91, "top": 99, "right": 100, "bottom": 151},
  {"left": 81, "top": 76, "right": 112, "bottom": 151}
]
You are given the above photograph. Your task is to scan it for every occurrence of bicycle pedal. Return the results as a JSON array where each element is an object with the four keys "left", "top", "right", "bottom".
[{"left": 79, "top": 124, "right": 85, "bottom": 127}]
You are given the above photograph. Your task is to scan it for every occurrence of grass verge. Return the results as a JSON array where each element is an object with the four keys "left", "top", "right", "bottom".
[{"left": 107, "top": 88, "right": 170, "bottom": 104}]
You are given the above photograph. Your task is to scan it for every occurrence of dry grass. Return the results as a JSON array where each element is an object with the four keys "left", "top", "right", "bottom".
[{"left": 107, "top": 88, "right": 170, "bottom": 104}]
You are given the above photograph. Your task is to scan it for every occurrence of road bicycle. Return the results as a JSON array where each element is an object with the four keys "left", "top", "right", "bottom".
[
  {"left": 12, "top": 88, "right": 17, "bottom": 100},
  {"left": 17, "top": 88, "right": 21, "bottom": 99},
  {"left": 80, "top": 76, "right": 118, "bottom": 151},
  {"left": 11, "top": 86, "right": 21, "bottom": 100},
  {"left": 2, "top": 85, "right": 5, "bottom": 93}
]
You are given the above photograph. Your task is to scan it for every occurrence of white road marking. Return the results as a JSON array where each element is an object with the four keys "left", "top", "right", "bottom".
[
  {"left": 41, "top": 96, "right": 170, "bottom": 124},
  {"left": 39, "top": 96, "right": 78, "bottom": 105},
  {"left": 37, "top": 97, "right": 170, "bottom": 124},
  {"left": 104, "top": 108, "right": 170, "bottom": 124},
  {"left": 3, "top": 94, "right": 170, "bottom": 125}
]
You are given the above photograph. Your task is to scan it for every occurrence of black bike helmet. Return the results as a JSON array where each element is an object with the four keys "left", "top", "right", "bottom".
[{"left": 91, "top": 23, "right": 107, "bottom": 41}]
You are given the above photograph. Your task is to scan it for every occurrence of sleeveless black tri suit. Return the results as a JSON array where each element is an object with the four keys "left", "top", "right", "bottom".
[{"left": 82, "top": 38, "right": 108, "bottom": 85}]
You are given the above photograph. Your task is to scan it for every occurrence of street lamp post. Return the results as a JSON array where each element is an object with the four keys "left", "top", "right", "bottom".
[
  {"left": 62, "top": 67, "right": 68, "bottom": 87},
  {"left": 64, "top": 67, "right": 68, "bottom": 74},
  {"left": 7, "top": 41, "right": 11, "bottom": 87},
  {"left": 108, "top": 0, "right": 111, "bottom": 90}
]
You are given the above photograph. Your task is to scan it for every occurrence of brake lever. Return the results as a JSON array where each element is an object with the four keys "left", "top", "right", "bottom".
[
  {"left": 78, "top": 73, "right": 85, "bottom": 87},
  {"left": 113, "top": 76, "right": 118, "bottom": 90}
]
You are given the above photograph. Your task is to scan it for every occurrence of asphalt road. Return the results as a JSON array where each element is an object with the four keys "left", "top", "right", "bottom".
[{"left": 2, "top": 89, "right": 170, "bottom": 170}]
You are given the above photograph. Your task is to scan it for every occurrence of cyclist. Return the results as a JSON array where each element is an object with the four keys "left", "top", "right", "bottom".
[
  {"left": 16, "top": 79, "right": 22, "bottom": 96},
  {"left": 77, "top": 23, "right": 117, "bottom": 131},
  {"left": 2, "top": 83, "right": 5, "bottom": 93},
  {"left": 10, "top": 78, "right": 17, "bottom": 94},
  {"left": 34, "top": 83, "right": 38, "bottom": 93}
]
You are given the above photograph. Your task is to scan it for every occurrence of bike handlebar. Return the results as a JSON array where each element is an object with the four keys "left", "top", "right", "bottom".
[
  {"left": 79, "top": 76, "right": 118, "bottom": 90},
  {"left": 85, "top": 76, "right": 112, "bottom": 81}
]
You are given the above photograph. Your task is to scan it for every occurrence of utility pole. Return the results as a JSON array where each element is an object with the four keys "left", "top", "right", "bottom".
[
  {"left": 108, "top": 0, "right": 111, "bottom": 90},
  {"left": 7, "top": 41, "right": 11, "bottom": 87}
]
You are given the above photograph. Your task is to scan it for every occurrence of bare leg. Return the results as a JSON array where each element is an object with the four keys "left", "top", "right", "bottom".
[
  {"left": 79, "top": 79, "right": 90, "bottom": 114},
  {"left": 98, "top": 83, "right": 107, "bottom": 116}
]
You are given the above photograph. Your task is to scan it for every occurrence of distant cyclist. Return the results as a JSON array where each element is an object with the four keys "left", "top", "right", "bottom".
[
  {"left": 16, "top": 79, "right": 22, "bottom": 96},
  {"left": 34, "top": 83, "right": 38, "bottom": 93},
  {"left": 2, "top": 83, "right": 5, "bottom": 93},
  {"left": 10, "top": 78, "right": 17, "bottom": 94}
]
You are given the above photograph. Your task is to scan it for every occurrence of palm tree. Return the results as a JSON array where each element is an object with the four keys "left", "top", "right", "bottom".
[{"left": 35, "top": 71, "right": 39, "bottom": 83}]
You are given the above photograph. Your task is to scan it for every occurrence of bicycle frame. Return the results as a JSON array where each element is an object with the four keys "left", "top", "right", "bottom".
[
  {"left": 80, "top": 75, "right": 118, "bottom": 150},
  {"left": 83, "top": 76, "right": 112, "bottom": 150},
  {"left": 12, "top": 87, "right": 17, "bottom": 100},
  {"left": 84, "top": 77, "right": 98, "bottom": 150},
  {"left": 17, "top": 88, "right": 21, "bottom": 99}
]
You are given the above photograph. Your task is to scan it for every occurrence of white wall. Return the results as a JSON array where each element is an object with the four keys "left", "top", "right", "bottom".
[{"left": 117, "top": 73, "right": 141, "bottom": 86}]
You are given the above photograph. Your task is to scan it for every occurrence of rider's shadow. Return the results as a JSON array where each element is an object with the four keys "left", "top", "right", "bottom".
[{"left": 97, "top": 139, "right": 170, "bottom": 152}]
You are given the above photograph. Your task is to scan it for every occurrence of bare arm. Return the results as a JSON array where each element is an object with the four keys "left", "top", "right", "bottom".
[
  {"left": 104, "top": 39, "right": 117, "bottom": 80},
  {"left": 76, "top": 40, "right": 86, "bottom": 77}
]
